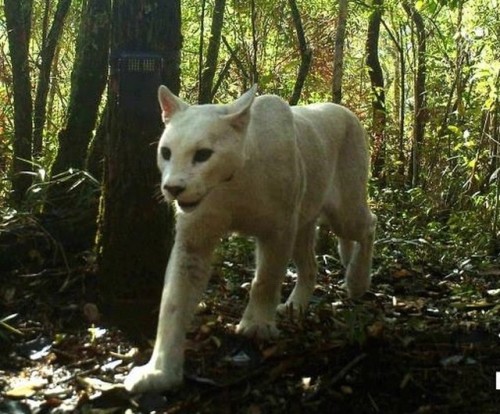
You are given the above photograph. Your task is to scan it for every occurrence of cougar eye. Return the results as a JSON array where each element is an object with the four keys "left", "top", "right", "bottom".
[
  {"left": 193, "top": 148, "right": 214, "bottom": 164},
  {"left": 160, "top": 146, "right": 171, "bottom": 161}
]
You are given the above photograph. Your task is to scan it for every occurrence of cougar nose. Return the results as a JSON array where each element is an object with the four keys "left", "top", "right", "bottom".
[{"left": 164, "top": 184, "right": 185, "bottom": 197}]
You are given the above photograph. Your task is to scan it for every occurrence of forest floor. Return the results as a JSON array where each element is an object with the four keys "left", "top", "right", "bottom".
[{"left": 1, "top": 219, "right": 500, "bottom": 413}]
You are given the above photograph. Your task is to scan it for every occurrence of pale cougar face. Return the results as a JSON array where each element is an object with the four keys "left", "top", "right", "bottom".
[{"left": 156, "top": 86, "right": 256, "bottom": 213}]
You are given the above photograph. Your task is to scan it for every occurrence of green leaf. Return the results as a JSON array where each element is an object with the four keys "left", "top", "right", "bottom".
[{"left": 447, "top": 125, "right": 461, "bottom": 136}]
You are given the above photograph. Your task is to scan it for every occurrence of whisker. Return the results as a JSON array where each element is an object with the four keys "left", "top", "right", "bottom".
[
  {"left": 153, "top": 188, "right": 167, "bottom": 204},
  {"left": 149, "top": 136, "right": 161, "bottom": 147}
]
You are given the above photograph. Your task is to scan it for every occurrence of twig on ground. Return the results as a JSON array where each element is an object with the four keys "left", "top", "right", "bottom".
[{"left": 329, "top": 352, "right": 367, "bottom": 386}]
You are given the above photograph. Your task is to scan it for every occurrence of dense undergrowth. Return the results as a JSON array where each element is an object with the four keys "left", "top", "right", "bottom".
[
  {"left": 1, "top": 174, "right": 498, "bottom": 294},
  {"left": 1, "top": 178, "right": 500, "bottom": 413}
]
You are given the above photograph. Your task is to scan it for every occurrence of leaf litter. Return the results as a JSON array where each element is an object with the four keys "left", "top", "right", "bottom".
[{"left": 1, "top": 239, "right": 500, "bottom": 413}]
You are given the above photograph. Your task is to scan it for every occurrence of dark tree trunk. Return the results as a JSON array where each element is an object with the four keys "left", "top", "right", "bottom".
[
  {"left": 33, "top": 0, "right": 72, "bottom": 157},
  {"left": 41, "top": 0, "right": 110, "bottom": 253},
  {"left": 250, "top": 0, "right": 259, "bottom": 85},
  {"left": 403, "top": 1, "right": 427, "bottom": 187},
  {"left": 383, "top": 20, "right": 406, "bottom": 184},
  {"left": 332, "top": 0, "right": 348, "bottom": 104},
  {"left": 396, "top": 26, "right": 406, "bottom": 182},
  {"left": 198, "top": 0, "right": 206, "bottom": 99},
  {"left": 98, "top": 0, "right": 181, "bottom": 335},
  {"left": 198, "top": 0, "right": 226, "bottom": 103},
  {"left": 49, "top": 0, "right": 110, "bottom": 180},
  {"left": 288, "top": 0, "right": 312, "bottom": 105},
  {"left": 317, "top": 0, "right": 348, "bottom": 256},
  {"left": 4, "top": 0, "right": 34, "bottom": 206},
  {"left": 366, "top": 0, "right": 386, "bottom": 181}
]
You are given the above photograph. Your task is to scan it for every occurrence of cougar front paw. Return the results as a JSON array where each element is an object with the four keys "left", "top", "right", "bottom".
[
  {"left": 276, "top": 301, "right": 307, "bottom": 318},
  {"left": 236, "top": 318, "right": 279, "bottom": 340},
  {"left": 344, "top": 278, "right": 370, "bottom": 299},
  {"left": 124, "top": 364, "right": 182, "bottom": 393}
]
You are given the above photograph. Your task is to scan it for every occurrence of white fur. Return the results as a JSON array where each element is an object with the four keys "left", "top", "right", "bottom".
[{"left": 124, "top": 86, "right": 377, "bottom": 393}]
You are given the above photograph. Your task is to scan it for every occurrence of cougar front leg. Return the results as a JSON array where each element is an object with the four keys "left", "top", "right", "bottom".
[
  {"left": 277, "top": 222, "right": 318, "bottom": 316},
  {"left": 344, "top": 212, "right": 377, "bottom": 298},
  {"left": 236, "top": 232, "right": 293, "bottom": 340},
  {"left": 124, "top": 242, "right": 213, "bottom": 393}
]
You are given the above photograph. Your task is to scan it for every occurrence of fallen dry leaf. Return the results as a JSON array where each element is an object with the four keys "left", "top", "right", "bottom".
[{"left": 5, "top": 378, "right": 48, "bottom": 398}]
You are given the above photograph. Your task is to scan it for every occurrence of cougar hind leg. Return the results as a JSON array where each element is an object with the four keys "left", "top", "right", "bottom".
[
  {"left": 324, "top": 204, "right": 376, "bottom": 298},
  {"left": 338, "top": 238, "right": 355, "bottom": 268},
  {"left": 343, "top": 211, "right": 376, "bottom": 298}
]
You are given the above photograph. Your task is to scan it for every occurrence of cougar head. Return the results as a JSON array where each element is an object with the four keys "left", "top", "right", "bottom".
[{"left": 156, "top": 85, "right": 257, "bottom": 212}]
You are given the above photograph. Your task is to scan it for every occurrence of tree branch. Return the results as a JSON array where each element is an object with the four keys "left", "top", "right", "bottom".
[{"left": 288, "top": 0, "right": 312, "bottom": 105}]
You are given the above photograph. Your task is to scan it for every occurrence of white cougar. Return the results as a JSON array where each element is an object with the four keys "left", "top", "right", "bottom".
[{"left": 124, "top": 85, "right": 377, "bottom": 393}]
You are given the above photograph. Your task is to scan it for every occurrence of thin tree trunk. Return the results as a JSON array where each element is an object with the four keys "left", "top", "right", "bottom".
[
  {"left": 39, "top": 0, "right": 110, "bottom": 253},
  {"left": 317, "top": 0, "right": 348, "bottom": 255},
  {"left": 397, "top": 26, "right": 406, "bottom": 181},
  {"left": 49, "top": 0, "right": 110, "bottom": 177},
  {"left": 332, "top": 0, "right": 348, "bottom": 104},
  {"left": 98, "top": 0, "right": 181, "bottom": 334},
  {"left": 383, "top": 18, "right": 406, "bottom": 184},
  {"left": 212, "top": 56, "right": 234, "bottom": 98},
  {"left": 41, "top": 0, "right": 51, "bottom": 59},
  {"left": 4, "top": 0, "right": 34, "bottom": 206},
  {"left": 199, "top": 0, "right": 226, "bottom": 103},
  {"left": 365, "top": 0, "right": 386, "bottom": 181},
  {"left": 250, "top": 0, "right": 259, "bottom": 85},
  {"left": 33, "top": 0, "right": 72, "bottom": 157},
  {"left": 288, "top": 0, "right": 312, "bottom": 105},
  {"left": 491, "top": 87, "right": 500, "bottom": 254},
  {"left": 222, "top": 35, "right": 250, "bottom": 82},
  {"left": 403, "top": 1, "right": 426, "bottom": 187},
  {"left": 429, "top": 0, "right": 463, "bottom": 181},
  {"left": 198, "top": 0, "right": 206, "bottom": 100}
]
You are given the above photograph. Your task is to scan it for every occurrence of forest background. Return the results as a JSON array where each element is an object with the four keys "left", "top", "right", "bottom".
[
  {"left": 0, "top": 0, "right": 500, "bottom": 412},
  {"left": 0, "top": 0, "right": 499, "bottom": 318}
]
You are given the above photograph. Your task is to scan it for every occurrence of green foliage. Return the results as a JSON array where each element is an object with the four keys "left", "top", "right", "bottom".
[
  {"left": 0, "top": 0, "right": 499, "bottom": 262},
  {"left": 372, "top": 183, "right": 495, "bottom": 275},
  {"left": 0, "top": 1, "right": 81, "bottom": 207},
  {"left": 181, "top": 0, "right": 341, "bottom": 103},
  {"left": 2, "top": 159, "right": 99, "bottom": 214},
  {"left": 28, "top": 167, "right": 99, "bottom": 212}
]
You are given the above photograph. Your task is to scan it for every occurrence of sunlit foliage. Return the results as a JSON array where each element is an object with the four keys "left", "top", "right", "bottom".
[{"left": 1, "top": 0, "right": 499, "bottom": 259}]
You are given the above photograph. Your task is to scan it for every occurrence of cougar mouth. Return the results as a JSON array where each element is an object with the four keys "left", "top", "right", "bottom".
[
  {"left": 175, "top": 173, "right": 235, "bottom": 213},
  {"left": 176, "top": 199, "right": 202, "bottom": 212}
]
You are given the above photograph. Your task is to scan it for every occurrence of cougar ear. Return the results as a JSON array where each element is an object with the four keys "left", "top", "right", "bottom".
[
  {"left": 158, "top": 85, "right": 189, "bottom": 123},
  {"left": 222, "top": 84, "right": 257, "bottom": 132}
]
